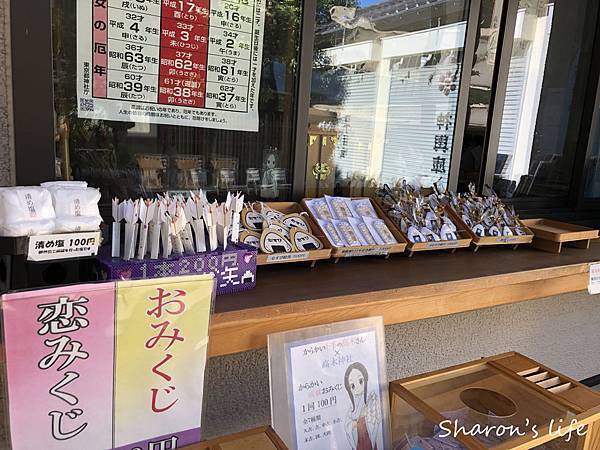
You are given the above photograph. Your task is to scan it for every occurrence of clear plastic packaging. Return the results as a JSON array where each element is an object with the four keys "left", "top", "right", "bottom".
[
  {"left": 48, "top": 187, "right": 102, "bottom": 232},
  {"left": 0, "top": 187, "right": 56, "bottom": 236}
]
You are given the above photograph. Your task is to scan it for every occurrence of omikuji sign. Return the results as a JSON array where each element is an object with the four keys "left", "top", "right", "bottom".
[{"left": 2, "top": 275, "right": 215, "bottom": 450}]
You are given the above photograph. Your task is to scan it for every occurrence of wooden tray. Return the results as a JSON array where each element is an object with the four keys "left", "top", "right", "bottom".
[
  {"left": 375, "top": 200, "right": 472, "bottom": 256},
  {"left": 521, "top": 218, "right": 599, "bottom": 253},
  {"left": 446, "top": 206, "right": 534, "bottom": 251},
  {"left": 301, "top": 197, "right": 407, "bottom": 262},
  {"left": 253, "top": 202, "right": 332, "bottom": 267},
  {"left": 186, "top": 426, "right": 288, "bottom": 450}
]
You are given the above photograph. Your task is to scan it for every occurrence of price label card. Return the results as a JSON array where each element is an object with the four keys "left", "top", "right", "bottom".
[
  {"left": 27, "top": 231, "right": 101, "bottom": 262},
  {"left": 77, "top": 0, "right": 266, "bottom": 132},
  {"left": 266, "top": 252, "right": 309, "bottom": 263},
  {"left": 589, "top": 262, "right": 600, "bottom": 294}
]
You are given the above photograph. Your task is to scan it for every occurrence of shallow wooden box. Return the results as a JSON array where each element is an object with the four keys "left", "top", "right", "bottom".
[
  {"left": 521, "top": 219, "right": 599, "bottom": 253},
  {"left": 376, "top": 200, "right": 473, "bottom": 256},
  {"left": 185, "top": 426, "right": 288, "bottom": 450},
  {"left": 252, "top": 202, "right": 332, "bottom": 267},
  {"left": 390, "top": 352, "right": 600, "bottom": 450},
  {"left": 446, "top": 207, "right": 534, "bottom": 251},
  {"left": 301, "top": 197, "right": 408, "bottom": 262}
]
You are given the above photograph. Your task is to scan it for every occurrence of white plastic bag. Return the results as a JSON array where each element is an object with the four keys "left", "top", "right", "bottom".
[
  {"left": 0, "top": 187, "right": 56, "bottom": 236},
  {"left": 47, "top": 187, "right": 102, "bottom": 232}
]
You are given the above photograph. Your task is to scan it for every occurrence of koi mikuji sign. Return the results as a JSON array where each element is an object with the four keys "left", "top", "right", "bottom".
[{"left": 2, "top": 275, "right": 215, "bottom": 450}]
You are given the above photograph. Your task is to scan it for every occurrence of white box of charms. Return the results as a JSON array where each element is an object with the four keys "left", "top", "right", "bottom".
[
  {"left": 239, "top": 202, "right": 332, "bottom": 266},
  {"left": 301, "top": 196, "right": 407, "bottom": 261}
]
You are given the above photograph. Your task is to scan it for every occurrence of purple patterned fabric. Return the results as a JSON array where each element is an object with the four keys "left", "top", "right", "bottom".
[{"left": 97, "top": 243, "right": 257, "bottom": 295}]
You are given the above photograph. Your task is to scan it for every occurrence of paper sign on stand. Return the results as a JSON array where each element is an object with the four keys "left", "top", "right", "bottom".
[
  {"left": 1, "top": 274, "right": 215, "bottom": 450},
  {"left": 268, "top": 317, "right": 391, "bottom": 450},
  {"left": 589, "top": 262, "right": 600, "bottom": 295}
]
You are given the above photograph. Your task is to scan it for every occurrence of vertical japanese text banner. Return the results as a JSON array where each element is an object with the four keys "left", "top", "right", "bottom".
[
  {"left": 114, "top": 274, "right": 215, "bottom": 449},
  {"left": 2, "top": 283, "right": 116, "bottom": 450}
]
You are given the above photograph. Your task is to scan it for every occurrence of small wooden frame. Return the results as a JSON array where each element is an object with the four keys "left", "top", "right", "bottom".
[
  {"left": 376, "top": 201, "right": 472, "bottom": 257},
  {"left": 390, "top": 352, "right": 600, "bottom": 450},
  {"left": 253, "top": 202, "right": 332, "bottom": 267},
  {"left": 184, "top": 426, "right": 288, "bottom": 450},
  {"left": 301, "top": 197, "right": 408, "bottom": 262},
  {"left": 521, "top": 218, "right": 599, "bottom": 253},
  {"left": 446, "top": 207, "right": 534, "bottom": 252}
]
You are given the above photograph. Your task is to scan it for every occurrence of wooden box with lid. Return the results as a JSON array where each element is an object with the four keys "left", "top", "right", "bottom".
[{"left": 390, "top": 352, "right": 600, "bottom": 449}]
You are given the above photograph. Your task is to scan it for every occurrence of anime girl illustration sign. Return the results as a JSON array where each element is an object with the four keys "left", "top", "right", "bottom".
[
  {"left": 344, "top": 362, "right": 382, "bottom": 450},
  {"left": 271, "top": 317, "right": 390, "bottom": 450}
]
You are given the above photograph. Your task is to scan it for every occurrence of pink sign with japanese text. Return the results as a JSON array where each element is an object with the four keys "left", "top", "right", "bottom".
[
  {"left": 2, "top": 275, "right": 215, "bottom": 450},
  {"left": 3, "top": 283, "right": 115, "bottom": 450}
]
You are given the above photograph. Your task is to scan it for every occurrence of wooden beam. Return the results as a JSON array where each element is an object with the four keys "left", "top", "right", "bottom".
[{"left": 208, "top": 262, "right": 590, "bottom": 356}]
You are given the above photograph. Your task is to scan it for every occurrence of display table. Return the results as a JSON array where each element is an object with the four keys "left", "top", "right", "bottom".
[{"left": 208, "top": 242, "right": 600, "bottom": 356}]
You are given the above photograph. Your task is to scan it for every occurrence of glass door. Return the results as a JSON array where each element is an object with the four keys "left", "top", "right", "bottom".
[{"left": 305, "top": 0, "right": 471, "bottom": 198}]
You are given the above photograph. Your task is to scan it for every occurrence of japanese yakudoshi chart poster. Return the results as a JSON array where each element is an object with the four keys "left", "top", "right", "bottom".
[
  {"left": 2, "top": 274, "right": 214, "bottom": 450},
  {"left": 285, "top": 324, "right": 389, "bottom": 450},
  {"left": 76, "top": 0, "right": 266, "bottom": 132}
]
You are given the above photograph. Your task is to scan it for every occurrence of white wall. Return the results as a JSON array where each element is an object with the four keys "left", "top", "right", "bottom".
[{"left": 203, "top": 291, "right": 600, "bottom": 439}]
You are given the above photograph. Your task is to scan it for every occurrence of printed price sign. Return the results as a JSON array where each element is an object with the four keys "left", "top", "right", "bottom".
[
  {"left": 588, "top": 262, "right": 600, "bottom": 295},
  {"left": 27, "top": 231, "right": 101, "bottom": 262},
  {"left": 2, "top": 275, "right": 215, "bottom": 450},
  {"left": 268, "top": 317, "right": 391, "bottom": 450},
  {"left": 76, "top": 0, "right": 266, "bottom": 132}
]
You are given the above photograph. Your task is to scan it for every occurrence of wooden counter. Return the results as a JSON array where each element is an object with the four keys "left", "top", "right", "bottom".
[{"left": 208, "top": 242, "right": 600, "bottom": 357}]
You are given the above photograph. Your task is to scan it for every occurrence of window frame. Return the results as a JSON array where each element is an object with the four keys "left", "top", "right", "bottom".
[{"left": 8, "top": 0, "right": 600, "bottom": 222}]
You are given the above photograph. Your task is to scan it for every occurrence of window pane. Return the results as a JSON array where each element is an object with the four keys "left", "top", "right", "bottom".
[
  {"left": 584, "top": 85, "right": 600, "bottom": 199},
  {"left": 52, "top": 0, "right": 302, "bottom": 209},
  {"left": 458, "top": 0, "right": 505, "bottom": 191},
  {"left": 493, "top": 0, "right": 593, "bottom": 202},
  {"left": 306, "top": 0, "right": 470, "bottom": 198}
]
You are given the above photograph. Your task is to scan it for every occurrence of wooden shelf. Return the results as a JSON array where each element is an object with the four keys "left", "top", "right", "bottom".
[{"left": 208, "top": 242, "right": 600, "bottom": 357}]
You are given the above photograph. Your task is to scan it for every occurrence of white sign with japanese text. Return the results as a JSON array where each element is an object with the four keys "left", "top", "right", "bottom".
[
  {"left": 27, "top": 231, "right": 101, "bottom": 262},
  {"left": 76, "top": 0, "right": 266, "bottom": 132},
  {"left": 268, "top": 317, "right": 390, "bottom": 450},
  {"left": 588, "top": 262, "right": 600, "bottom": 295}
]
